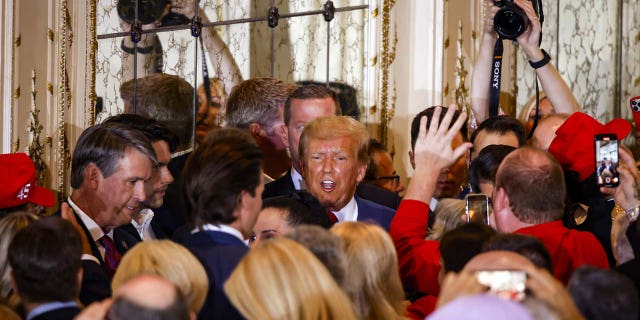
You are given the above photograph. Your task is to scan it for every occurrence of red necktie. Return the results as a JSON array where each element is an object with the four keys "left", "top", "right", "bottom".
[
  {"left": 327, "top": 209, "right": 339, "bottom": 226},
  {"left": 98, "top": 235, "right": 121, "bottom": 278}
]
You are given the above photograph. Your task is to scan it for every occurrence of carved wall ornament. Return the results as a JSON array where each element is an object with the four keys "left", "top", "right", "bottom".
[{"left": 27, "top": 70, "right": 48, "bottom": 187}]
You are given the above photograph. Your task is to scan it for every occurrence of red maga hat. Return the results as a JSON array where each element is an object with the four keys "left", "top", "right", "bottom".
[
  {"left": 0, "top": 153, "right": 55, "bottom": 209},
  {"left": 548, "top": 112, "right": 632, "bottom": 181}
]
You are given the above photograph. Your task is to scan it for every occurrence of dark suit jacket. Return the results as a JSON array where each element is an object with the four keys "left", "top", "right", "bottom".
[
  {"left": 113, "top": 214, "right": 168, "bottom": 252},
  {"left": 53, "top": 205, "right": 132, "bottom": 305},
  {"left": 262, "top": 170, "right": 295, "bottom": 199},
  {"left": 30, "top": 306, "right": 81, "bottom": 320},
  {"left": 264, "top": 169, "right": 401, "bottom": 211},
  {"left": 156, "top": 152, "right": 191, "bottom": 237},
  {"left": 355, "top": 196, "right": 395, "bottom": 230},
  {"left": 355, "top": 183, "right": 402, "bottom": 210},
  {"left": 181, "top": 230, "right": 247, "bottom": 320}
]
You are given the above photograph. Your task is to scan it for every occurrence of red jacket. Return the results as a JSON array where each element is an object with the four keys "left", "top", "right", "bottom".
[
  {"left": 515, "top": 220, "right": 609, "bottom": 283},
  {"left": 390, "top": 200, "right": 442, "bottom": 296}
]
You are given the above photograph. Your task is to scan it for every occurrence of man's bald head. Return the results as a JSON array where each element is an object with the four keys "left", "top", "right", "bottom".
[
  {"left": 109, "top": 274, "right": 190, "bottom": 320},
  {"left": 464, "top": 251, "right": 535, "bottom": 272},
  {"left": 495, "top": 147, "right": 565, "bottom": 226}
]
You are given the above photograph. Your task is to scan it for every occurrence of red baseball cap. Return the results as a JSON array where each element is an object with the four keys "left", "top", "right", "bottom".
[
  {"left": 0, "top": 153, "right": 55, "bottom": 209},
  {"left": 548, "top": 112, "right": 632, "bottom": 181}
]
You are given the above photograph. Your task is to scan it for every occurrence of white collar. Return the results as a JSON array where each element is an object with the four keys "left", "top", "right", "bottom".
[
  {"left": 67, "top": 197, "right": 110, "bottom": 242},
  {"left": 263, "top": 172, "right": 274, "bottom": 184},
  {"left": 430, "top": 198, "right": 439, "bottom": 212},
  {"left": 27, "top": 301, "right": 77, "bottom": 320},
  {"left": 171, "top": 148, "right": 192, "bottom": 158},
  {"left": 192, "top": 223, "right": 246, "bottom": 244},
  {"left": 290, "top": 167, "right": 305, "bottom": 190},
  {"left": 332, "top": 197, "right": 358, "bottom": 223},
  {"left": 131, "top": 208, "right": 155, "bottom": 240}
]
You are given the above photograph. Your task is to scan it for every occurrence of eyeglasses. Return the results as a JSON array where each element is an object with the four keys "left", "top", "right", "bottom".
[{"left": 365, "top": 175, "right": 400, "bottom": 186}]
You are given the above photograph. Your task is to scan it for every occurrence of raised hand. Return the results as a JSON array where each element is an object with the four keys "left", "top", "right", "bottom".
[
  {"left": 524, "top": 265, "right": 585, "bottom": 320},
  {"left": 413, "top": 105, "right": 472, "bottom": 174},
  {"left": 405, "top": 105, "right": 472, "bottom": 203},
  {"left": 514, "top": 0, "right": 543, "bottom": 61},
  {"left": 435, "top": 271, "right": 486, "bottom": 309},
  {"left": 482, "top": 0, "right": 500, "bottom": 36}
]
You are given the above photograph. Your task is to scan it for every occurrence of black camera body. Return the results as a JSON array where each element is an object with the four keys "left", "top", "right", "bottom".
[
  {"left": 493, "top": 0, "right": 542, "bottom": 40},
  {"left": 117, "top": 0, "right": 168, "bottom": 25}
]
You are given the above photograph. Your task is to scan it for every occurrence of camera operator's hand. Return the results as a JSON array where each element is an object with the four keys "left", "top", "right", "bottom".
[
  {"left": 482, "top": 0, "right": 500, "bottom": 37},
  {"left": 170, "top": 0, "right": 198, "bottom": 20},
  {"left": 524, "top": 265, "right": 585, "bottom": 320},
  {"left": 514, "top": 0, "right": 544, "bottom": 61}
]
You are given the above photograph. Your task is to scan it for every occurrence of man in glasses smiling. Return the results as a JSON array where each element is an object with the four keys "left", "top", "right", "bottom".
[{"left": 363, "top": 139, "right": 405, "bottom": 194}]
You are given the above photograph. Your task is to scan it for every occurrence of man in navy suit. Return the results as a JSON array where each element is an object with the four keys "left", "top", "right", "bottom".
[
  {"left": 8, "top": 217, "right": 83, "bottom": 320},
  {"left": 105, "top": 114, "right": 178, "bottom": 244},
  {"left": 299, "top": 115, "right": 395, "bottom": 230},
  {"left": 179, "top": 128, "right": 264, "bottom": 320},
  {"left": 60, "top": 122, "right": 157, "bottom": 305}
]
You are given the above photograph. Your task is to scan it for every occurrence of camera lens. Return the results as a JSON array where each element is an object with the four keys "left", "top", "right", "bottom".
[{"left": 493, "top": 6, "right": 529, "bottom": 40}]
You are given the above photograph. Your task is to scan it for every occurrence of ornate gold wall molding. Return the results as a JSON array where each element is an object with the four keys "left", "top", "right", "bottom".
[
  {"left": 377, "top": 0, "right": 397, "bottom": 147},
  {"left": 28, "top": 70, "right": 48, "bottom": 187},
  {"left": 56, "top": 0, "right": 73, "bottom": 199}
]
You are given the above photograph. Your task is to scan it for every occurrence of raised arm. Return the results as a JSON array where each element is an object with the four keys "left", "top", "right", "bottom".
[
  {"left": 470, "top": 0, "right": 500, "bottom": 123},
  {"left": 602, "top": 146, "right": 640, "bottom": 265},
  {"left": 515, "top": 0, "right": 580, "bottom": 115},
  {"left": 390, "top": 105, "right": 472, "bottom": 294}
]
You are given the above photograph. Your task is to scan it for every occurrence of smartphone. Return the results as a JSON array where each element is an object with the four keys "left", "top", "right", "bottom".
[
  {"left": 465, "top": 194, "right": 490, "bottom": 225},
  {"left": 594, "top": 134, "right": 620, "bottom": 187},
  {"left": 475, "top": 270, "right": 527, "bottom": 301},
  {"left": 629, "top": 96, "right": 640, "bottom": 130}
]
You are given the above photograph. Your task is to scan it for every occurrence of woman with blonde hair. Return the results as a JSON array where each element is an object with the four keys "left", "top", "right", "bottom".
[
  {"left": 0, "top": 211, "right": 37, "bottom": 312},
  {"left": 224, "top": 237, "right": 356, "bottom": 320},
  {"left": 331, "top": 222, "right": 409, "bottom": 320},
  {"left": 427, "top": 198, "right": 467, "bottom": 241},
  {"left": 111, "top": 240, "right": 208, "bottom": 315}
]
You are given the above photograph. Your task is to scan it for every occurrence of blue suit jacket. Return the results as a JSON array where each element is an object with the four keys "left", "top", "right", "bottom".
[
  {"left": 355, "top": 196, "right": 396, "bottom": 230},
  {"left": 181, "top": 230, "right": 247, "bottom": 320},
  {"left": 30, "top": 305, "right": 81, "bottom": 320}
]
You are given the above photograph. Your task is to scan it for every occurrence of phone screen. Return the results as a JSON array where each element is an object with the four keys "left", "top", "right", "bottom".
[
  {"left": 466, "top": 194, "right": 490, "bottom": 225},
  {"left": 595, "top": 134, "right": 619, "bottom": 187},
  {"left": 475, "top": 270, "right": 527, "bottom": 301}
]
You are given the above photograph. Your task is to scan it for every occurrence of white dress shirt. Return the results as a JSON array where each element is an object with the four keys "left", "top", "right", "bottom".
[
  {"left": 290, "top": 167, "right": 306, "bottom": 190},
  {"left": 331, "top": 196, "right": 359, "bottom": 223},
  {"left": 67, "top": 197, "right": 112, "bottom": 263},
  {"left": 130, "top": 208, "right": 157, "bottom": 240},
  {"left": 192, "top": 223, "right": 246, "bottom": 244}
]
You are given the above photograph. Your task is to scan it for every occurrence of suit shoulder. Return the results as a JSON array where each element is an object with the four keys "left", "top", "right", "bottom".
[
  {"left": 263, "top": 174, "right": 294, "bottom": 198},
  {"left": 357, "top": 197, "right": 395, "bottom": 215}
]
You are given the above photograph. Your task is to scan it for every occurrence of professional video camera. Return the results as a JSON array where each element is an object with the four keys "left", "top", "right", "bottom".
[{"left": 493, "top": 0, "right": 543, "bottom": 40}]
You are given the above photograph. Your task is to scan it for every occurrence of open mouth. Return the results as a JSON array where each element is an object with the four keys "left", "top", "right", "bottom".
[{"left": 320, "top": 180, "right": 336, "bottom": 192}]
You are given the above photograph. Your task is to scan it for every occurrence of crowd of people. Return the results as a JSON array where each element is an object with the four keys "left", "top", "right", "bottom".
[{"left": 1, "top": 0, "right": 640, "bottom": 319}]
